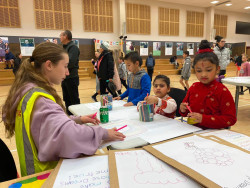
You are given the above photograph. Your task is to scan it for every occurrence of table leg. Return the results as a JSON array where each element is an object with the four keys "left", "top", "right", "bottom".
[{"left": 235, "top": 86, "right": 239, "bottom": 117}]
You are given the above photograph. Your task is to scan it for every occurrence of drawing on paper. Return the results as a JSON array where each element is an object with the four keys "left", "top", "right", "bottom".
[
  {"left": 133, "top": 156, "right": 187, "bottom": 185},
  {"left": 184, "top": 142, "right": 234, "bottom": 166}
]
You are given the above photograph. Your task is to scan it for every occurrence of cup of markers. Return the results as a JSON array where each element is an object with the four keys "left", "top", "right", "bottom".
[
  {"left": 100, "top": 94, "right": 113, "bottom": 111},
  {"left": 138, "top": 101, "right": 154, "bottom": 122}
]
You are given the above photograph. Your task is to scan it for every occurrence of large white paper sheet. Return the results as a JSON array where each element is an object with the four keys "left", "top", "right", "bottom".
[
  {"left": 99, "top": 120, "right": 148, "bottom": 148},
  {"left": 115, "top": 150, "right": 200, "bottom": 188},
  {"left": 153, "top": 135, "right": 250, "bottom": 188},
  {"left": 68, "top": 101, "right": 126, "bottom": 116},
  {"left": 53, "top": 156, "right": 109, "bottom": 188},
  {"left": 139, "top": 118, "right": 202, "bottom": 144},
  {"left": 200, "top": 130, "right": 250, "bottom": 151}
]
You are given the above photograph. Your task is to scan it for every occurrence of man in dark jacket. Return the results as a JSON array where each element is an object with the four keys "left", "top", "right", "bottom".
[
  {"left": 97, "top": 41, "right": 117, "bottom": 97},
  {"left": 60, "top": 30, "right": 80, "bottom": 115},
  {"left": 146, "top": 52, "right": 155, "bottom": 81}
]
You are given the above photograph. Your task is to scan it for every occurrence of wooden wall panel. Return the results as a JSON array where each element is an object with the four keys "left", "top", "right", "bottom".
[
  {"left": 214, "top": 14, "right": 228, "bottom": 38},
  {"left": 34, "top": 0, "right": 72, "bottom": 30},
  {"left": 126, "top": 3, "right": 150, "bottom": 35},
  {"left": 0, "top": 0, "right": 20, "bottom": 28},
  {"left": 186, "top": 11, "right": 204, "bottom": 37},
  {"left": 159, "top": 7, "right": 179, "bottom": 36},
  {"left": 83, "top": 0, "right": 113, "bottom": 32}
]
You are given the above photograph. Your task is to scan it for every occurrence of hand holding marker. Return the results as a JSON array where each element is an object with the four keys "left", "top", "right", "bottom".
[
  {"left": 115, "top": 125, "right": 127, "bottom": 132},
  {"left": 91, "top": 112, "right": 97, "bottom": 119}
]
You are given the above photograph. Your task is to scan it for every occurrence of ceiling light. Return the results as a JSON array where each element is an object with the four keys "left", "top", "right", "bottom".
[
  {"left": 211, "top": 1, "right": 219, "bottom": 4},
  {"left": 225, "top": 3, "right": 232, "bottom": 6},
  {"left": 244, "top": 6, "right": 250, "bottom": 9}
]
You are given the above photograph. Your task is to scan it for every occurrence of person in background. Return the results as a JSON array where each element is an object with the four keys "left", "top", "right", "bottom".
[
  {"left": 60, "top": 30, "right": 80, "bottom": 115},
  {"left": 13, "top": 53, "right": 22, "bottom": 75},
  {"left": 2, "top": 42, "right": 125, "bottom": 177},
  {"left": 180, "top": 51, "right": 192, "bottom": 91},
  {"left": 117, "top": 56, "right": 127, "bottom": 94},
  {"left": 97, "top": 42, "right": 117, "bottom": 97},
  {"left": 112, "top": 58, "right": 121, "bottom": 96},
  {"left": 180, "top": 40, "right": 236, "bottom": 129},
  {"left": 213, "top": 35, "right": 230, "bottom": 76},
  {"left": 114, "top": 51, "right": 151, "bottom": 106},
  {"left": 170, "top": 55, "right": 178, "bottom": 69},
  {"left": 235, "top": 53, "right": 243, "bottom": 76},
  {"left": 4, "top": 49, "right": 15, "bottom": 69},
  {"left": 146, "top": 52, "right": 155, "bottom": 81},
  {"left": 239, "top": 54, "right": 250, "bottom": 95},
  {"left": 91, "top": 51, "right": 101, "bottom": 102}
]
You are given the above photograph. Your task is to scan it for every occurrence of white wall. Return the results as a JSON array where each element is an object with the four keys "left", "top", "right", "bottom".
[
  {"left": 125, "top": 0, "right": 250, "bottom": 46},
  {"left": 214, "top": 10, "right": 250, "bottom": 46},
  {"left": 0, "top": 0, "right": 250, "bottom": 45},
  {"left": 0, "top": 0, "right": 119, "bottom": 41},
  {"left": 125, "top": 0, "right": 208, "bottom": 42}
]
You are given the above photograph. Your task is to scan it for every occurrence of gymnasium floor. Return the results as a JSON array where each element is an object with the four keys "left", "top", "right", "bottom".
[{"left": 0, "top": 70, "right": 249, "bottom": 176}]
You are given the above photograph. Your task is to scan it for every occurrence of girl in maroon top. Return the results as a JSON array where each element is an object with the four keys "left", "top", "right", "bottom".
[{"left": 180, "top": 40, "right": 237, "bottom": 129}]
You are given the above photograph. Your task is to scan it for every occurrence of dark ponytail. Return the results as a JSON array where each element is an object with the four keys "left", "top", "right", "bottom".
[
  {"left": 193, "top": 40, "right": 219, "bottom": 67},
  {"left": 215, "top": 35, "right": 223, "bottom": 43}
]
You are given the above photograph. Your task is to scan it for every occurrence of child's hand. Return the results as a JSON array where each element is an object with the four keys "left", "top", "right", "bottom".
[
  {"left": 124, "top": 102, "right": 134, "bottom": 107},
  {"left": 107, "top": 128, "right": 126, "bottom": 141},
  {"left": 80, "top": 114, "right": 100, "bottom": 125},
  {"left": 144, "top": 96, "right": 158, "bottom": 104},
  {"left": 188, "top": 112, "right": 203, "bottom": 123},
  {"left": 113, "top": 96, "right": 121, "bottom": 100},
  {"left": 180, "top": 102, "right": 188, "bottom": 113}
]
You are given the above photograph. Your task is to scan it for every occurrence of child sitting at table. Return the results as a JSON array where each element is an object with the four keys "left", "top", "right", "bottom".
[
  {"left": 143, "top": 75, "right": 177, "bottom": 118},
  {"left": 180, "top": 40, "right": 237, "bottom": 129},
  {"left": 2, "top": 42, "right": 125, "bottom": 177},
  {"left": 114, "top": 51, "right": 151, "bottom": 106}
]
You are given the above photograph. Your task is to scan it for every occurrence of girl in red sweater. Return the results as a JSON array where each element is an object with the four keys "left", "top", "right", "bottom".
[{"left": 180, "top": 40, "right": 237, "bottom": 129}]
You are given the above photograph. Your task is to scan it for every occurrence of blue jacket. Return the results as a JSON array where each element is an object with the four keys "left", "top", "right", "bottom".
[
  {"left": 5, "top": 52, "right": 15, "bottom": 61},
  {"left": 120, "top": 69, "right": 151, "bottom": 105}
]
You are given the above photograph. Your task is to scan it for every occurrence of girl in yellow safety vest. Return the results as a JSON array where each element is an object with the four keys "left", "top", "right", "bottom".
[{"left": 2, "top": 42, "right": 125, "bottom": 176}]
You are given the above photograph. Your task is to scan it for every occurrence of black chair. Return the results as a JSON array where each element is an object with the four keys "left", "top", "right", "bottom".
[
  {"left": 0, "top": 139, "right": 18, "bottom": 182},
  {"left": 168, "top": 87, "right": 187, "bottom": 119}
]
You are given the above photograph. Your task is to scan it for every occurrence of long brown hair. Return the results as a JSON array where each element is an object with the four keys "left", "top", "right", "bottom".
[{"left": 2, "top": 42, "right": 67, "bottom": 138}]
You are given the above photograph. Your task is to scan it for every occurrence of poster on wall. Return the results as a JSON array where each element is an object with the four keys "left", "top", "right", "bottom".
[
  {"left": 44, "top": 38, "right": 58, "bottom": 44},
  {"left": 73, "top": 39, "right": 79, "bottom": 48},
  {"left": 165, "top": 42, "right": 173, "bottom": 55},
  {"left": 0, "top": 37, "right": 9, "bottom": 57},
  {"left": 187, "top": 43, "right": 194, "bottom": 55},
  {"left": 19, "top": 38, "right": 35, "bottom": 56},
  {"left": 126, "top": 41, "right": 135, "bottom": 54},
  {"left": 153, "top": 42, "right": 161, "bottom": 56},
  {"left": 140, "top": 42, "right": 148, "bottom": 56},
  {"left": 176, "top": 42, "right": 183, "bottom": 56}
]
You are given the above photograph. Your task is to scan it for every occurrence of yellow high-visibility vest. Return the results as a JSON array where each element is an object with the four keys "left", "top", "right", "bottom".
[{"left": 15, "top": 87, "right": 58, "bottom": 176}]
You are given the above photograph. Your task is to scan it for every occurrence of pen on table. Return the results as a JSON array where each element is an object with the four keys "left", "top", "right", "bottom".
[
  {"left": 115, "top": 125, "right": 127, "bottom": 132},
  {"left": 91, "top": 112, "right": 97, "bottom": 119}
]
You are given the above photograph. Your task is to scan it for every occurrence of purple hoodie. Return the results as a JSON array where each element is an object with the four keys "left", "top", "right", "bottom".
[{"left": 10, "top": 83, "right": 108, "bottom": 162}]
